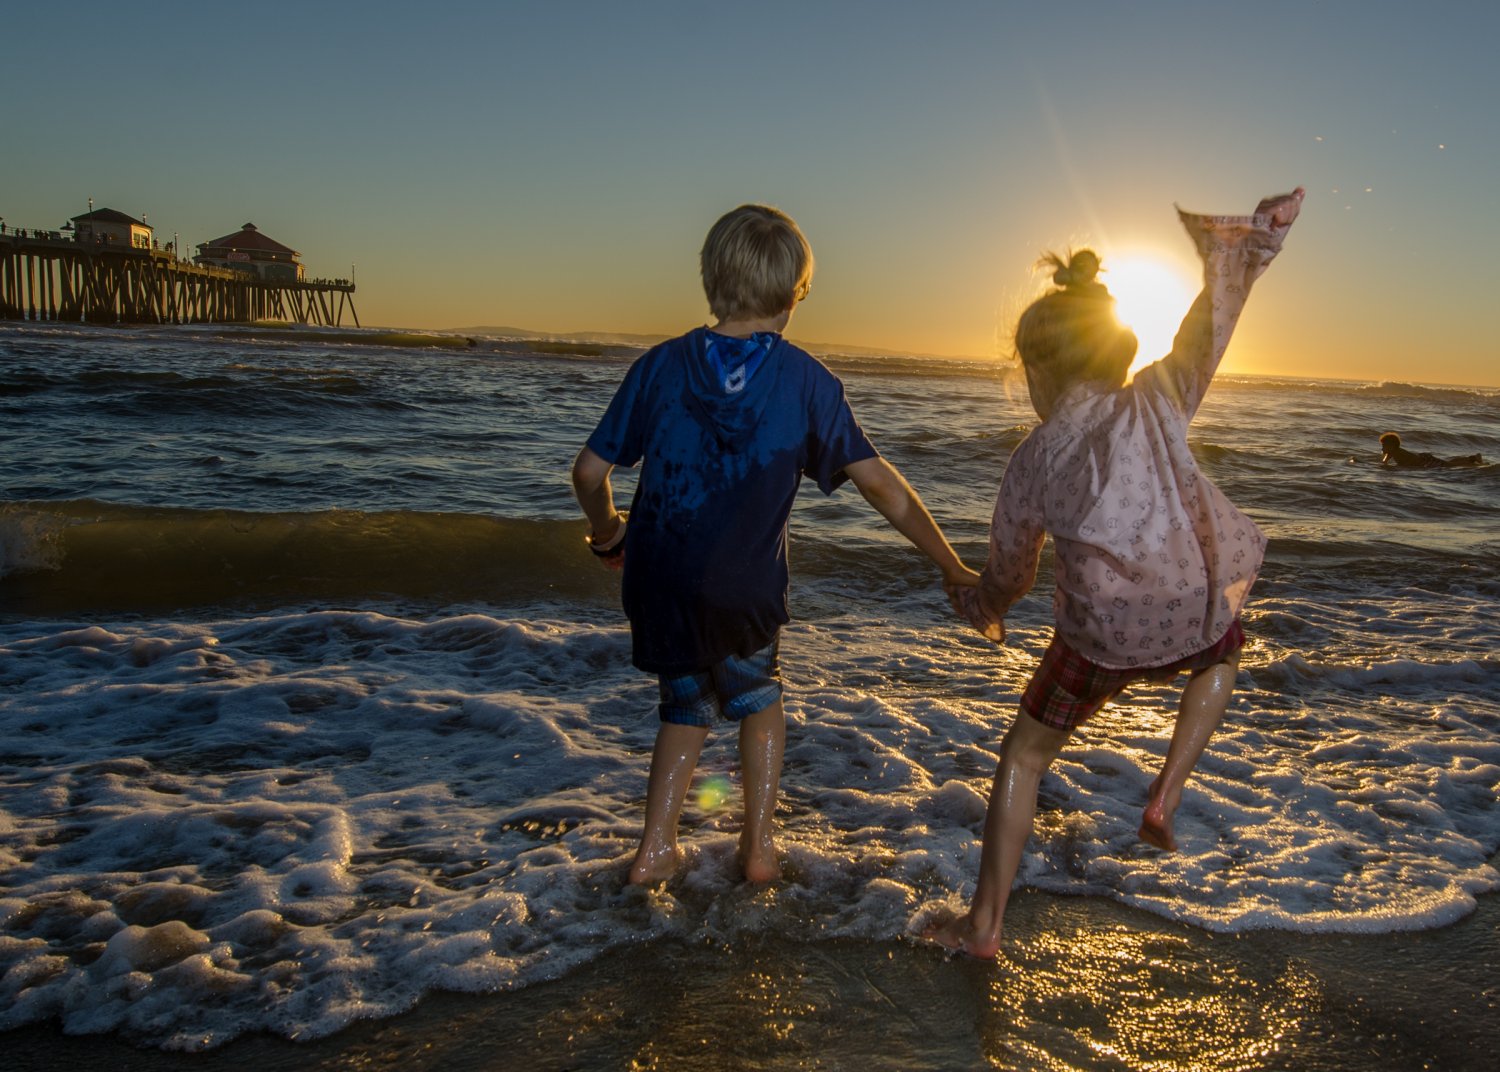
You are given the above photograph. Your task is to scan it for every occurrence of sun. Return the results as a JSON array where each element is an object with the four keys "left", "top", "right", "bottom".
[{"left": 1104, "top": 255, "right": 1199, "bottom": 377}]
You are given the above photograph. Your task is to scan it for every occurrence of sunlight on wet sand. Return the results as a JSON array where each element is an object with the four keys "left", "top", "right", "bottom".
[{"left": 7, "top": 889, "right": 1495, "bottom": 1071}]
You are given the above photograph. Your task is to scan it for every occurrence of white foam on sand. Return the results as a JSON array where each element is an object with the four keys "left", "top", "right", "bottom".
[{"left": 1, "top": 607, "right": 1497, "bottom": 1048}]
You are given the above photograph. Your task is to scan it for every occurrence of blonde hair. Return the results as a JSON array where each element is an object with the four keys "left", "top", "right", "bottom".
[
  {"left": 700, "top": 204, "right": 814, "bottom": 321},
  {"left": 1015, "top": 249, "right": 1136, "bottom": 388}
]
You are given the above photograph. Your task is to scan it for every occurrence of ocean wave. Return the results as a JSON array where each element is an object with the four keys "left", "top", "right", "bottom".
[
  {"left": 1209, "top": 374, "right": 1500, "bottom": 402},
  {"left": 0, "top": 498, "right": 992, "bottom": 618},
  {"left": 6, "top": 493, "right": 1494, "bottom": 623},
  {"left": 816, "top": 352, "right": 1019, "bottom": 382},
  {"left": 0, "top": 322, "right": 490, "bottom": 355},
  {"left": 1253, "top": 651, "right": 1500, "bottom": 693},
  {"left": 471, "top": 338, "right": 645, "bottom": 360},
  {"left": 1356, "top": 380, "right": 1500, "bottom": 403},
  {"left": 205, "top": 326, "right": 481, "bottom": 351},
  {"left": 0, "top": 500, "right": 617, "bottom": 616},
  {"left": 20, "top": 367, "right": 426, "bottom": 432}
]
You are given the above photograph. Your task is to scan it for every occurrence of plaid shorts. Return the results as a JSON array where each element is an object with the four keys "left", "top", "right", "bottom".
[
  {"left": 657, "top": 640, "right": 783, "bottom": 727},
  {"left": 1020, "top": 620, "right": 1246, "bottom": 733}
]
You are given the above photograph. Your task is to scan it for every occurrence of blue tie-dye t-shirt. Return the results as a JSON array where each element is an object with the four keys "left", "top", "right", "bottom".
[{"left": 586, "top": 327, "right": 878, "bottom": 673}]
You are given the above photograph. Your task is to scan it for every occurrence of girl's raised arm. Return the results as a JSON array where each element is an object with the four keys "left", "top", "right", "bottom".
[{"left": 1148, "top": 188, "right": 1304, "bottom": 418}]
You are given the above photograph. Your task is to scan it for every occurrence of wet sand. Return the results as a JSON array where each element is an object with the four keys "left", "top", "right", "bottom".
[{"left": 7, "top": 889, "right": 1496, "bottom": 1071}]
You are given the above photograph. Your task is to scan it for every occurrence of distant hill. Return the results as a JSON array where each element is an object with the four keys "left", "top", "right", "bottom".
[
  {"left": 447, "top": 326, "right": 670, "bottom": 347},
  {"left": 447, "top": 325, "right": 990, "bottom": 363}
]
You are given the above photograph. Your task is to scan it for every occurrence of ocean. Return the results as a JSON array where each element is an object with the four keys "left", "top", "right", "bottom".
[{"left": 2, "top": 320, "right": 1497, "bottom": 1069}]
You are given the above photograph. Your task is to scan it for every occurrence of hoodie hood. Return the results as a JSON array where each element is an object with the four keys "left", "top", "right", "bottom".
[{"left": 681, "top": 327, "right": 788, "bottom": 452}]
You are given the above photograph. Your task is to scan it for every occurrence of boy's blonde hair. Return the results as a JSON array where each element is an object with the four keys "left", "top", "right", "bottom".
[
  {"left": 1015, "top": 249, "right": 1137, "bottom": 389},
  {"left": 701, "top": 205, "right": 814, "bottom": 322}
]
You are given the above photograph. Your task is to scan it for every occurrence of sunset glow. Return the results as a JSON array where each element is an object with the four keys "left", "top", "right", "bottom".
[
  {"left": 1105, "top": 256, "right": 1199, "bottom": 377},
  {"left": 2, "top": 5, "right": 1497, "bottom": 385}
]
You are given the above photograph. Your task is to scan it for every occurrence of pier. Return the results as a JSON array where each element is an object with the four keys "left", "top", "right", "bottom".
[{"left": 0, "top": 228, "right": 359, "bottom": 327}]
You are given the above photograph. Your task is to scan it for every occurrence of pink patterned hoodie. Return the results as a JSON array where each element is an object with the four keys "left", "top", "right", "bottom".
[{"left": 967, "top": 209, "right": 1290, "bottom": 669}]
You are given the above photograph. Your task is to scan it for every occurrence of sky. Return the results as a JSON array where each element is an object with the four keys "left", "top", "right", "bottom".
[{"left": 4, "top": 1, "right": 1498, "bottom": 386}]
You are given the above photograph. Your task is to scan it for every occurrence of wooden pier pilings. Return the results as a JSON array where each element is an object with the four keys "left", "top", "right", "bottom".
[{"left": 0, "top": 233, "right": 358, "bottom": 327}]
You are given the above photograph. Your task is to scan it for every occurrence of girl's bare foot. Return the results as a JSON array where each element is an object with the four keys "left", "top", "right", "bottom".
[
  {"left": 919, "top": 910, "right": 1001, "bottom": 960},
  {"left": 627, "top": 842, "right": 681, "bottom": 885},
  {"left": 736, "top": 833, "right": 781, "bottom": 884},
  {"left": 1138, "top": 776, "right": 1179, "bottom": 851}
]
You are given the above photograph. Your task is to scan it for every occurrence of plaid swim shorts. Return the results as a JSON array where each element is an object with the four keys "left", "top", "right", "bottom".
[
  {"left": 657, "top": 640, "right": 783, "bottom": 727},
  {"left": 1020, "top": 620, "right": 1246, "bottom": 733}
]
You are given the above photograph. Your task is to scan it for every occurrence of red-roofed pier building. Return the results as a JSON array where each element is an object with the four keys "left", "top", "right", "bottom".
[{"left": 196, "top": 223, "right": 305, "bottom": 282}]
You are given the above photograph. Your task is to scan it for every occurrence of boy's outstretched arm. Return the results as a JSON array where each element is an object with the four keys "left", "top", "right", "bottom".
[
  {"left": 572, "top": 446, "right": 624, "bottom": 547},
  {"left": 843, "top": 456, "right": 978, "bottom": 590}
]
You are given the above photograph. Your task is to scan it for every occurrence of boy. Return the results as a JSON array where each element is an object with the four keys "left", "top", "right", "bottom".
[{"left": 572, "top": 204, "right": 975, "bottom": 885}]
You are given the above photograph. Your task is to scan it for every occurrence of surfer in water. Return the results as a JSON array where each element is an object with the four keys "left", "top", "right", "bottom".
[
  {"left": 1379, "top": 432, "right": 1483, "bottom": 468},
  {"left": 924, "top": 188, "right": 1305, "bottom": 959}
]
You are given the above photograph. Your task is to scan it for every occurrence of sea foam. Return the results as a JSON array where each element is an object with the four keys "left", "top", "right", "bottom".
[
  {"left": 3, "top": 321, "right": 1499, "bottom": 1050},
  {"left": 2, "top": 608, "right": 1496, "bottom": 1047}
]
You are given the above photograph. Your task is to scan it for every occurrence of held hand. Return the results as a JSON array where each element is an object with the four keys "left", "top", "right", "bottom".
[
  {"left": 1255, "top": 187, "right": 1305, "bottom": 229},
  {"left": 977, "top": 620, "right": 1005, "bottom": 643},
  {"left": 942, "top": 565, "right": 981, "bottom": 593},
  {"left": 942, "top": 567, "right": 979, "bottom": 617},
  {"left": 949, "top": 581, "right": 1006, "bottom": 644}
]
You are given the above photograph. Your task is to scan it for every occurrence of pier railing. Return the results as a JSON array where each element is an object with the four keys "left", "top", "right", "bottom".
[{"left": 0, "top": 230, "right": 358, "bottom": 327}]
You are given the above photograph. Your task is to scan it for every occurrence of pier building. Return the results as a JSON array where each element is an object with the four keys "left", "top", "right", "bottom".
[
  {"left": 196, "top": 223, "right": 305, "bottom": 282},
  {"left": 70, "top": 207, "right": 154, "bottom": 250},
  {"left": 1, "top": 207, "right": 357, "bottom": 327}
]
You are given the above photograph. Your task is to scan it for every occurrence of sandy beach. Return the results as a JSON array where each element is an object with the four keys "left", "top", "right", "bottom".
[{"left": 8, "top": 886, "right": 1495, "bottom": 1071}]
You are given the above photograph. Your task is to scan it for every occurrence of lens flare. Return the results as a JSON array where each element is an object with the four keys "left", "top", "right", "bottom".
[{"left": 697, "top": 774, "right": 732, "bottom": 812}]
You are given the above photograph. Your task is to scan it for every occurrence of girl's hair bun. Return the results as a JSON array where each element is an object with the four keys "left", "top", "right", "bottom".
[
  {"left": 1038, "top": 249, "right": 1107, "bottom": 298},
  {"left": 1051, "top": 249, "right": 1100, "bottom": 289}
]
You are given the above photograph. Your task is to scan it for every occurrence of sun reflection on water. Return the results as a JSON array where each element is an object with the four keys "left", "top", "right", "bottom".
[{"left": 981, "top": 916, "right": 1324, "bottom": 1070}]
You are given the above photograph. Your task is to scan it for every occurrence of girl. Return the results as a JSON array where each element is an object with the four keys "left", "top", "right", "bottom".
[{"left": 926, "top": 188, "right": 1305, "bottom": 958}]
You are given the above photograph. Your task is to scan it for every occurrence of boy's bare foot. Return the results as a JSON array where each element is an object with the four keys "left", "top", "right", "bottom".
[
  {"left": 736, "top": 833, "right": 781, "bottom": 884},
  {"left": 1138, "top": 776, "right": 1178, "bottom": 851},
  {"left": 919, "top": 910, "right": 1001, "bottom": 960},
  {"left": 627, "top": 843, "right": 681, "bottom": 885}
]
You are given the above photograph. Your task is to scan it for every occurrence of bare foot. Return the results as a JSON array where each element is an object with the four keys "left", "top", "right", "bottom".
[
  {"left": 919, "top": 910, "right": 1001, "bottom": 960},
  {"left": 627, "top": 843, "right": 681, "bottom": 885},
  {"left": 1138, "top": 776, "right": 1178, "bottom": 851},
  {"left": 736, "top": 833, "right": 781, "bottom": 884}
]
